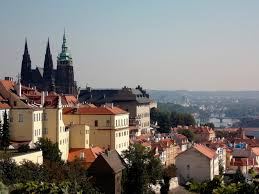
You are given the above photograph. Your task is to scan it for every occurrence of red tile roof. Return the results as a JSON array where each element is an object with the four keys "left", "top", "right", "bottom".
[
  {"left": 68, "top": 147, "right": 104, "bottom": 165},
  {"left": 0, "top": 102, "right": 10, "bottom": 109},
  {"left": 63, "top": 106, "right": 128, "bottom": 115},
  {"left": 194, "top": 144, "right": 217, "bottom": 159}
]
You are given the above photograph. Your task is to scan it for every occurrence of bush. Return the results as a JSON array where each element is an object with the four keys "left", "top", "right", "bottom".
[{"left": 17, "top": 144, "right": 30, "bottom": 153}]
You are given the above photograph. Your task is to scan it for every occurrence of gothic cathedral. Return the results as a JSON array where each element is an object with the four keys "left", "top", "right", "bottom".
[{"left": 20, "top": 32, "right": 77, "bottom": 95}]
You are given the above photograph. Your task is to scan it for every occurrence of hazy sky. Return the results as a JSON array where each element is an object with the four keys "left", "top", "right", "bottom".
[{"left": 1, "top": 1, "right": 259, "bottom": 91}]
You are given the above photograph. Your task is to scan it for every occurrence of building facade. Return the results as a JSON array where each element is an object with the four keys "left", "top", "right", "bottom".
[
  {"left": 63, "top": 105, "right": 130, "bottom": 154},
  {"left": 176, "top": 144, "right": 219, "bottom": 184},
  {"left": 79, "top": 85, "right": 152, "bottom": 135}
]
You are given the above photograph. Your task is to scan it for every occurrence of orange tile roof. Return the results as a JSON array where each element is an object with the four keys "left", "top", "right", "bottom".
[
  {"left": 63, "top": 106, "right": 128, "bottom": 115},
  {"left": 68, "top": 147, "right": 104, "bottom": 164},
  {"left": 63, "top": 95, "right": 78, "bottom": 105},
  {"left": 0, "top": 80, "right": 15, "bottom": 91},
  {"left": 194, "top": 144, "right": 216, "bottom": 159},
  {"left": 252, "top": 147, "right": 259, "bottom": 156},
  {"left": 0, "top": 102, "right": 10, "bottom": 109}
]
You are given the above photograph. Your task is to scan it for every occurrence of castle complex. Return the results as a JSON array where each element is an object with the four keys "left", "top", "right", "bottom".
[{"left": 20, "top": 32, "right": 77, "bottom": 95}]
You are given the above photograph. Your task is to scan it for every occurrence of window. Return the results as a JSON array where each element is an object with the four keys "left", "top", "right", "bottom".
[
  {"left": 18, "top": 114, "right": 23, "bottom": 122},
  {"left": 187, "top": 165, "right": 190, "bottom": 170},
  {"left": 124, "top": 131, "right": 126, "bottom": 136},
  {"left": 43, "top": 113, "right": 47, "bottom": 121},
  {"left": 94, "top": 120, "right": 98, "bottom": 127},
  {"left": 116, "top": 120, "right": 118, "bottom": 127},
  {"left": 60, "top": 140, "right": 62, "bottom": 145},
  {"left": 43, "top": 128, "right": 48, "bottom": 135},
  {"left": 106, "top": 120, "right": 110, "bottom": 127},
  {"left": 119, "top": 132, "right": 121, "bottom": 137},
  {"left": 14, "top": 101, "right": 17, "bottom": 106}
]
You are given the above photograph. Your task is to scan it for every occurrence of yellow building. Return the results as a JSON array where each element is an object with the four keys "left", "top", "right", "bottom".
[
  {"left": 0, "top": 79, "right": 71, "bottom": 161},
  {"left": 63, "top": 105, "right": 129, "bottom": 154}
]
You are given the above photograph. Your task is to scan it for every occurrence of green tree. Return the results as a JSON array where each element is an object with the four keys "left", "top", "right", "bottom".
[
  {"left": 233, "top": 167, "right": 245, "bottom": 183},
  {"left": 183, "top": 114, "right": 195, "bottom": 126},
  {"left": 122, "top": 144, "right": 163, "bottom": 194},
  {"left": 0, "top": 111, "right": 10, "bottom": 152},
  {"left": 177, "top": 129, "right": 194, "bottom": 142},
  {"left": 158, "top": 112, "right": 171, "bottom": 133},
  {"left": 35, "top": 138, "right": 62, "bottom": 163}
]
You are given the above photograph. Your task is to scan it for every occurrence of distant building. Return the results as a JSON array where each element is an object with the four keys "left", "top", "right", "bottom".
[
  {"left": 176, "top": 144, "right": 219, "bottom": 184},
  {"left": 79, "top": 85, "right": 152, "bottom": 135},
  {"left": 20, "top": 32, "right": 77, "bottom": 95}
]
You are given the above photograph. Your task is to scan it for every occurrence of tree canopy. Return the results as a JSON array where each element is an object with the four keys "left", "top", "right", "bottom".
[
  {"left": 121, "top": 144, "right": 163, "bottom": 194},
  {"left": 0, "top": 111, "right": 10, "bottom": 151},
  {"left": 35, "top": 138, "right": 62, "bottom": 163}
]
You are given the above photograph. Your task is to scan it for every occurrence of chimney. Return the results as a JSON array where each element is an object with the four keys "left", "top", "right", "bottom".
[
  {"left": 58, "top": 96, "right": 62, "bottom": 108},
  {"left": 80, "top": 152, "right": 85, "bottom": 160},
  {"left": 41, "top": 91, "right": 45, "bottom": 106},
  {"left": 15, "top": 81, "right": 22, "bottom": 97}
]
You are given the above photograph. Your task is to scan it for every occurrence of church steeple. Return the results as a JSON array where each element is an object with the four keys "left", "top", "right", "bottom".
[
  {"left": 21, "top": 38, "right": 32, "bottom": 86},
  {"left": 43, "top": 38, "right": 54, "bottom": 90}
]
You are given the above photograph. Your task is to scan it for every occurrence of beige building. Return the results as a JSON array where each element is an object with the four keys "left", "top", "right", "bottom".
[
  {"left": 176, "top": 144, "right": 219, "bottom": 184},
  {"left": 0, "top": 79, "right": 71, "bottom": 161},
  {"left": 11, "top": 150, "right": 43, "bottom": 165},
  {"left": 79, "top": 85, "right": 152, "bottom": 136},
  {"left": 63, "top": 105, "right": 129, "bottom": 154}
]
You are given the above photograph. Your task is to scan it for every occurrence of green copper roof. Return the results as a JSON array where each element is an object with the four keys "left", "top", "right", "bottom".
[{"left": 58, "top": 31, "right": 72, "bottom": 61}]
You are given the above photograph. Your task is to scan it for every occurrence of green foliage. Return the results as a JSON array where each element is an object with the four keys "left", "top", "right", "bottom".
[
  {"left": 0, "top": 111, "right": 10, "bottom": 151},
  {"left": 219, "top": 159, "right": 224, "bottom": 176},
  {"left": 17, "top": 144, "right": 30, "bottom": 153},
  {"left": 0, "top": 181, "right": 8, "bottom": 194},
  {"left": 35, "top": 138, "right": 62, "bottom": 163},
  {"left": 188, "top": 175, "right": 259, "bottom": 194},
  {"left": 150, "top": 108, "right": 195, "bottom": 133},
  {"left": 121, "top": 144, "right": 163, "bottom": 194},
  {"left": 233, "top": 167, "right": 245, "bottom": 183},
  {"left": 177, "top": 129, "right": 194, "bottom": 142},
  {"left": 0, "top": 158, "right": 100, "bottom": 193}
]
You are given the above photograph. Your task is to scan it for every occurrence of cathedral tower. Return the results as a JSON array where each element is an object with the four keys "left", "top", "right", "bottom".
[
  {"left": 21, "top": 39, "right": 32, "bottom": 86},
  {"left": 43, "top": 39, "right": 54, "bottom": 91},
  {"left": 56, "top": 31, "right": 77, "bottom": 95}
]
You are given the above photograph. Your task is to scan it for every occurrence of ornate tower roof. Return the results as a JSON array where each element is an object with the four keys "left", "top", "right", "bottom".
[{"left": 58, "top": 30, "right": 72, "bottom": 62}]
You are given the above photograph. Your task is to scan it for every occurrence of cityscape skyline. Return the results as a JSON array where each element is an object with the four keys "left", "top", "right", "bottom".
[{"left": 1, "top": 1, "right": 259, "bottom": 90}]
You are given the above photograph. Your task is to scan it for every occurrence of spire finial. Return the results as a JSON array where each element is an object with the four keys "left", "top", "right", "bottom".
[
  {"left": 46, "top": 38, "right": 51, "bottom": 54},
  {"left": 63, "top": 28, "right": 66, "bottom": 41},
  {"left": 24, "top": 38, "right": 29, "bottom": 54}
]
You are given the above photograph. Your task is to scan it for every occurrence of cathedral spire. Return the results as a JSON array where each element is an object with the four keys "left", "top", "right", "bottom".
[
  {"left": 24, "top": 38, "right": 29, "bottom": 55},
  {"left": 21, "top": 38, "right": 32, "bottom": 86},
  {"left": 62, "top": 29, "right": 68, "bottom": 53},
  {"left": 43, "top": 38, "right": 54, "bottom": 90}
]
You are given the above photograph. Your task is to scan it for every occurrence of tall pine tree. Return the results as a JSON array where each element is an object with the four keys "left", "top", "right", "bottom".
[{"left": 1, "top": 111, "right": 10, "bottom": 152}]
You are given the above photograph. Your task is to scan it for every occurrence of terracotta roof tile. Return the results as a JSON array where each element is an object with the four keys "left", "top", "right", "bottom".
[
  {"left": 63, "top": 106, "right": 128, "bottom": 115},
  {"left": 194, "top": 144, "right": 216, "bottom": 159},
  {"left": 68, "top": 147, "right": 104, "bottom": 165}
]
